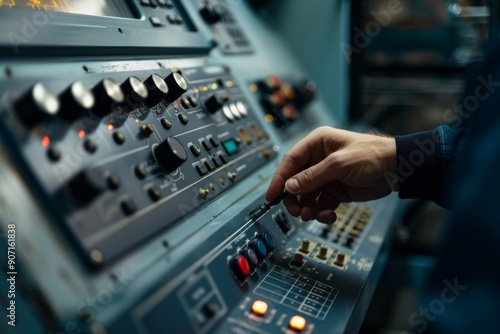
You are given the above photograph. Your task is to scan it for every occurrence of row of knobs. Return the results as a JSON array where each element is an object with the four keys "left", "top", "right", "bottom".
[{"left": 14, "top": 71, "right": 188, "bottom": 127}]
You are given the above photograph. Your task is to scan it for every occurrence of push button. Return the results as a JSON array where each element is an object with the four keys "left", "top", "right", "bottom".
[
  {"left": 201, "top": 139, "right": 212, "bottom": 151},
  {"left": 203, "top": 159, "right": 216, "bottom": 171},
  {"left": 195, "top": 163, "right": 208, "bottom": 176},
  {"left": 229, "top": 255, "right": 250, "bottom": 280},
  {"left": 190, "top": 144, "right": 202, "bottom": 157},
  {"left": 289, "top": 315, "right": 306, "bottom": 331},
  {"left": 251, "top": 300, "right": 268, "bottom": 316}
]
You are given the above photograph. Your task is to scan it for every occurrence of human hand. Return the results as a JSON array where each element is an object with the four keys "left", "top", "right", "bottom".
[{"left": 266, "top": 126, "right": 397, "bottom": 224}]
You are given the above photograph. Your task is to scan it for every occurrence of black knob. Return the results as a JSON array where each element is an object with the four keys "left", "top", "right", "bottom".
[
  {"left": 153, "top": 137, "right": 188, "bottom": 173},
  {"left": 67, "top": 168, "right": 107, "bottom": 206},
  {"left": 14, "top": 83, "right": 59, "bottom": 127},
  {"left": 204, "top": 93, "right": 227, "bottom": 114},
  {"left": 294, "top": 79, "right": 317, "bottom": 106},
  {"left": 120, "top": 76, "right": 148, "bottom": 106},
  {"left": 200, "top": 3, "right": 222, "bottom": 24},
  {"left": 144, "top": 74, "right": 169, "bottom": 107},
  {"left": 164, "top": 71, "right": 188, "bottom": 102},
  {"left": 59, "top": 81, "right": 95, "bottom": 121},
  {"left": 92, "top": 79, "right": 125, "bottom": 116}
]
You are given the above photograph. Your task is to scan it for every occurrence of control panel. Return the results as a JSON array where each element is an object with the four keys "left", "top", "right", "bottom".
[{"left": 0, "top": 1, "right": 399, "bottom": 334}]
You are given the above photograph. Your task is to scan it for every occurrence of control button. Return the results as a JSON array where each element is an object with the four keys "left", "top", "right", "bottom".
[
  {"left": 204, "top": 93, "right": 227, "bottom": 114},
  {"left": 200, "top": 3, "right": 222, "bottom": 24},
  {"left": 15, "top": 83, "right": 59, "bottom": 127},
  {"left": 189, "top": 144, "right": 202, "bottom": 157},
  {"left": 208, "top": 136, "right": 220, "bottom": 147},
  {"left": 166, "top": 14, "right": 176, "bottom": 24},
  {"left": 164, "top": 71, "right": 188, "bottom": 102},
  {"left": 120, "top": 76, "right": 148, "bottom": 105},
  {"left": 211, "top": 156, "right": 222, "bottom": 168},
  {"left": 195, "top": 163, "right": 208, "bottom": 176},
  {"left": 227, "top": 171, "right": 237, "bottom": 182},
  {"left": 274, "top": 210, "right": 292, "bottom": 233},
  {"left": 140, "top": 124, "right": 155, "bottom": 138},
  {"left": 218, "top": 152, "right": 229, "bottom": 164},
  {"left": 236, "top": 101, "right": 248, "bottom": 117},
  {"left": 251, "top": 300, "right": 268, "bottom": 316},
  {"left": 289, "top": 315, "right": 306, "bottom": 331},
  {"left": 106, "top": 174, "right": 121, "bottom": 191},
  {"left": 177, "top": 113, "right": 189, "bottom": 125},
  {"left": 153, "top": 137, "right": 187, "bottom": 173},
  {"left": 92, "top": 79, "right": 124, "bottom": 116},
  {"left": 67, "top": 169, "right": 106, "bottom": 205},
  {"left": 203, "top": 159, "right": 216, "bottom": 171},
  {"left": 140, "top": 0, "right": 151, "bottom": 6},
  {"left": 299, "top": 239, "right": 311, "bottom": 253},
  {"left": 202, "top": 302, "right": 218, "bottom": 318},
  {"left": 201, "top": 139, "right": 212, "bottom": 151},
  {"left": 199, "top": 188, "right": 209, "bottom": 199},
  {"left": 120, "top": 199, "right": 137, "bottom": 216},
  {"left": 188, "top": 95, "right": 198, "bottom": 107},
  {"left": 294, "top": 79, "right": 317, "bottom": 106},
  {"left": 59, "top": 81, "right": 94, "bottom": 121},
  {"left": 160, "top": 118, "right": 172, "bottom": 130},
  {"left": 181, "top": 97, "right": 191, "bottom": 109},
  {"left": 240, "top": 247, "right": 258, "bottom": 270},
  {"left": 209, "top": 182, "right": 216, "bottom": 191},
  {"left": 135, "top": 163, "right": 147, "bottom": 179},
  {"left": 334, "top": 252, "right": 346, "bottom": 266},
  {"left": 261, "top": 232, "right": 275, "bottom": 251},
  {"left": 261, "top": 148, "right": 273, "bottom": 159},
  {"left": 219, "top": 177, "right": 225, "bottom": 186},
  {"left": 317, "top": 245, "right": 328, "bottom": 260},
  {"left": 144, "top": 74, "right": 169, "bottom": 106},
  {"left": 222, "top": 105, "right": 234, "bottom": 122},
  {"left": 222, "top": 139, "right": 240, "bottom": 156},
  {"left": 149, "top": 16, "right": 163, "bottom": 27},
  {"left": 83, "top": 139, "right": 98, "bottom": 154},
  {"left": 230, "top": 103, "right": 241, "bottom": 119},
  {"left": 113, "top": 131, "right": 125, "bottom": 145},
  {"left": 47, "top": 146, "right": 61, "bottom": 162},
  {"left": 345, "top": 237, "right": 355, "bottom": 248},
  {"left": 175, "top": 15, "right": 183, "bottom": 24},
  {"left": 282, "top": 104, "right": 299, "bottom": 120},
  {"left": 148, "top": 187, "right": 162, "bottom": 201},
  {"left": 249, "top": 238, "right": 267, "bottom": 260},
  {"left": 292, "top": 253, "right": 304, "bottom": 266},
  {"left": 280, "top": 83, "right": 296, "bottom": 101},
  {"left": 150, "top": 0, "right": 158, "bottom": 7},
  {"left": 229, "top": 255, "right": 250, "bottom": 280}
]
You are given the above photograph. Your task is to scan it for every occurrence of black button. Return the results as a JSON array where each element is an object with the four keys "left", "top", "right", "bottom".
[
  {"left": 188, "top": 96, "right": 198, "bottom": 107},
  {"left": 189, "top": 144, "right": 201, "bottom": 157},
  {"left": 164, "top": 0, "right": 173, "bottom": 8},
  {"left": 203, "top": 159, "right": 216, "bottom": 171},
  {"left": 160, "top": 118, "right": 172, "bottom": 130},
  {"left": 148, "top": 187, "right": 162, "bottom": 201},
  {"left": 113, "top": 132, "right": 125, "bottom": 145},
  {"left": 84, "top": 139, "right": 97, "bottom": 154},
  {"left": 175, "top": 15, "right": 183, "bottom": 24},
  {"left": 150, "top": 0, "right": 158, "bottom": 7},
  {"left": 181, "top": 97, "right": 191, "bottom": 109},
  {"left": 158, "top": 0, "right": 166, "bottom": 6},
  {"left": 195, "top": 163, "right": 208, "bottom": 176},
  {"left": 107, "top": 174, "right": 121, "bottom": 191},
  {"left": 140, "top": 124, "right": 155, "bottom": 138},
  {"left": 178, "top": 113, "right": 188, "bottom": 125},
  {"left": 201, "top": 139, "right": 212, "bottom": 151},
  {"left": 135, "top": 164, "right": 147, "bottom": 179},
  {"left": 166, "top": 14, "right": 176, "bottom": 23},
  {"left": 218, "top": 152, "right": 229, "bottom": 164},
  {"left": 121, "top": 199, "right": 137, "bottom": 216},
  {"left": 208, "top": 136, "right": 220, "bottom": 147},
  {"left": 47, "top": 146, "right": 61, "bottom": 162},
  {"left": 140, "top": 0, "right": 151, "bottom": 6},
  {"left": 203, "top": 302, "right": 218, "bottom": 318},
  {"left": 150, "top": 16, "right": 163, "bottom": 27},
  {"left": 211, "top": 156, "right": 222, "bottom": 167}
]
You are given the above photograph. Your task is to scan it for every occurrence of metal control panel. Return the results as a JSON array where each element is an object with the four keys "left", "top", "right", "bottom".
[{"left": 0, "top": 1, "right": 399, "bottom": 333}]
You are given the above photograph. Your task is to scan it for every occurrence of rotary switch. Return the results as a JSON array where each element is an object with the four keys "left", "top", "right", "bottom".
[
  {"left": 204, "top": 93, "right": 228, "bottom": 114},
  {"left": 59, "top": 81, "right": 95, "bottom": 121},
  {"left": 153, "top": 137, "right": 188, "bottom": 173},
  {"left": 144, "top": 74, "right": 169, "bottom": 107},
  {"left": 164, "top": 71, "right": 188, "bottom": 102},
  {"left": 14, "top": 82, "right": 60, "bottom": 127},
  {"left": 121, "top": 76, "right": 148, "bottom": 105},
  {"left": 92, "top": 78, "right": 125, "bottom": 116}
]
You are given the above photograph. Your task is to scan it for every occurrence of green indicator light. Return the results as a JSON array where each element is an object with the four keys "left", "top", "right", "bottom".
[{"left": 223, "top": 139, "right": 239, "bottom": 155}]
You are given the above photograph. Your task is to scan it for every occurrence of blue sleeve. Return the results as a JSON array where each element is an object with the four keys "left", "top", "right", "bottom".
[{"left": 394, "top": 125, "right": 466, "bottom": 209}]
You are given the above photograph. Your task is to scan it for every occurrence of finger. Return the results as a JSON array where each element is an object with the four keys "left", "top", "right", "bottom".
[
  {"left": 285, "top": 153, "right": 344, "bottom": 195},
  {"left": 321, "top": 181, "right": 352, "bottom": 203},
  {"left": 297, "top": 190, "right": 321, "bottom": 221},
  {"left": 283, "top": 194, "right": 301, "bottom": 217},
  {"left": 317, "top": 210, "right": 337, "bottom": 225},
  {"left": 266, "top": 131, "right": 322, "bottom": 201}
]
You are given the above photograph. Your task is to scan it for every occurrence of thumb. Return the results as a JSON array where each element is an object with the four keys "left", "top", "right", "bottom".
[{"left": 285, "top": 154, "right": 340, "bottom": 194}]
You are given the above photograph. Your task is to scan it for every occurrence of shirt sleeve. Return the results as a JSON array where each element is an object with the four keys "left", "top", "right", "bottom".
[{"left": 394, "top": 125, "right": 466, "bottom": 209}]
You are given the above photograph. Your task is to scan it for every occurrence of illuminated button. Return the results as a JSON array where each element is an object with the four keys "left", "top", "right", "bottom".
[
  {"left": 189, "top": 144, "right": 202, "bottom": 157},
  {"left": 230, "top": 103, "right": 240, "bottom": 119},
  {"left": 249, "top": 238, "right": 267, "bottom": 260},
  {"left": 289, "top": 315, "right": 306, "bottom": 331},
  {"left": 240, "top": 247, "right": 258, "bottom": 269},
  {"left": 238, "top": 128, "right": 252, "bottom": 145},
  {"left": 230, "top": 255, "right": 250, "bottom": 280},
  {"left": 236, "top": 102, "right": 248, "bottom": 117},
  {"left": 222, "top": 139, "right": 239, "bottom": 156},
  {"left": 160, "top": 118, "right": 172, "bottom": 130},
  {"left": 222, "top": 105, "right": 234, "bottom": 122},
  {"left": 178, "top": 113, "right": 189, "bottom": 125},
  {"left": 251, "top": 300, "right": 268, "bottom": 316}
]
